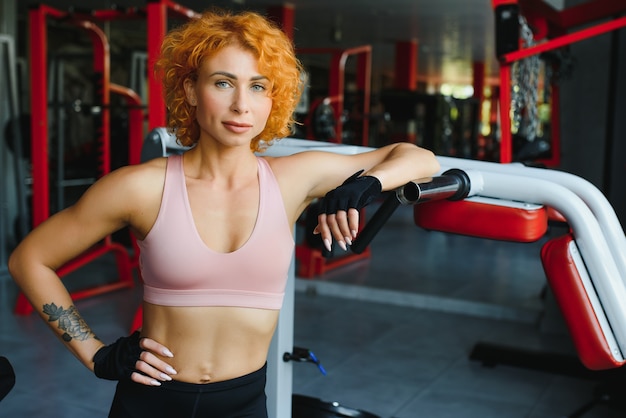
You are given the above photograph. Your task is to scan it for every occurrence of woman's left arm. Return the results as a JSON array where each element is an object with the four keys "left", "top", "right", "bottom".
[
  {"left": 316, "top": 142, "right": 439, "bottom": 250},
  {"left": 356, "top": 142, "right": 440, "bottom": 191},
  {"left": 276, "top": 141, "right": 439, "bottom": 251},
  {"left": 297, "top": 142, "right": 439, "bottom": 199}
]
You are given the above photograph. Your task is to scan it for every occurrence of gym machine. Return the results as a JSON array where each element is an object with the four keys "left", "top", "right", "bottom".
[
  {"left": 377, "top": 90, "right": 481, "bottom": 159},
  {"left": 0, "top": 356, "right": 15, "bottom": 403},
  {"left": 492, "top": 0, "right": 626, "bottom": 166},
  {"left": 14, "top": 4, "right": 154, "bottom": 314},
  {"left": 12, "top": 1, "right": 201, "bottom": 316},
  {"left": 420, "top": 156, "right": 626, "bottom": 417},
  {"left": 271, "top": 137, "right": 626, "bottom": 417},
  {"left": 1, "top": 34, "right": 28, "bottom": 295},
  {"left": 297, "top": 45, "right": 372, "bottom": 148}
]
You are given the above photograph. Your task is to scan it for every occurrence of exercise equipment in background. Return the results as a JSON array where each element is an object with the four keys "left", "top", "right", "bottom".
[
  {"left": 13, "top": 4, "right": 150, "bottom": 315},
  {"left": 0, "top": 356, "right": 15, "bottom": 403},
  {"left": 0, "top": 34, "right": 28, "bottom": 296},
  {"left": 491, "top": 0, "right": 626, "bottom": 167}
]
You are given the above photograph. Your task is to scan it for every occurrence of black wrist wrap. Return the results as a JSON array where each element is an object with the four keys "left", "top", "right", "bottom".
[
  {"left": 93, "top": 331, "right": 142, "bottom": 381},
  {"left": 319, "top": 170, "right": 382, "bottom": 214}
]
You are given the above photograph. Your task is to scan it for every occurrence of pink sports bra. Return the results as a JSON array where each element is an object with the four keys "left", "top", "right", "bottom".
[{"left": 137, "top": 155, "right": 294, "bottom": 309}]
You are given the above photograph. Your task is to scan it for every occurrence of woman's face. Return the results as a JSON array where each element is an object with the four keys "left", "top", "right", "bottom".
[{"left": 184, "top": 44, "right": 272, "bottom": 149}]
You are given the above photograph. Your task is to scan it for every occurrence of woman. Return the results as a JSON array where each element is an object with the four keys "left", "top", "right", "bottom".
[{"left": 9, "top": 9, "right": 439, "bottom": 417}]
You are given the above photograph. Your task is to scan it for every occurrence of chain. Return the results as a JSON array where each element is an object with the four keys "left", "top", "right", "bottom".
[{"left": 510, "top": 15, "right": 540, "bottom": 141}]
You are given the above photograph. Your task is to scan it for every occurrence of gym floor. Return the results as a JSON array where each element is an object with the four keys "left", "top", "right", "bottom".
[{"left": 1, "top": 203, "right": 623, "bottom": 417}]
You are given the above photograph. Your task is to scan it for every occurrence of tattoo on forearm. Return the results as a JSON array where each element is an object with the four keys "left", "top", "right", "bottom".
[{"left": 42, "top": 303, "right": 98, "bottom": 342}]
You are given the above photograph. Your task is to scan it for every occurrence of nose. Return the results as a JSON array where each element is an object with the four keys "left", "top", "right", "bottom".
[{"left": 230, "top": 88, "right": 249, "bottom": 114}]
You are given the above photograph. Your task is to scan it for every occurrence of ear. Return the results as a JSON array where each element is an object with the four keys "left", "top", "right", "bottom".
[{"left": 183, "top": 78, "right": 197, "bottom": 106}]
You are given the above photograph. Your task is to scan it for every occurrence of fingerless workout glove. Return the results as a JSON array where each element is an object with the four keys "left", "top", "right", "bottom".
[
  {"left": 319, "top": 170, "right": 382, "bottom": 214},
  {"left": 93, "top": 331, "right": 142, "bottom": 381}
]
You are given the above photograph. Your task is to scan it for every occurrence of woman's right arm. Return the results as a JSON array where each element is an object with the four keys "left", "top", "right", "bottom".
[{"left": 8, "top": 162, "right": 176, "bottom": 385}]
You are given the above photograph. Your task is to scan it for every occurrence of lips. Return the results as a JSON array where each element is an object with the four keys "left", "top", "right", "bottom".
[{"left": 223, "top": 121, "right": 253, "bottom": 134}]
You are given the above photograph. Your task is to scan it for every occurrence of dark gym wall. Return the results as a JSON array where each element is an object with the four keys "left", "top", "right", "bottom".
[
  {"left": 559, "top": 0, "right": 626, "bottom": 226},
  {"left": 607, "top": 27, "right": 626, "bottom": 227},
  {"left": 1, "top": 1, "right": 19, "bottom": 256}
]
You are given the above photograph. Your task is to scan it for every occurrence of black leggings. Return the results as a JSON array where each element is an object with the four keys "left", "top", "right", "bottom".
[{"left": 108, "top": 364, "right": 268, "bottom": 418}]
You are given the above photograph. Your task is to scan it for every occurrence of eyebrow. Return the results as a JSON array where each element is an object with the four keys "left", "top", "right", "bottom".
[{"left": 209, "top": 71, "right": 268, "bottom": 82}]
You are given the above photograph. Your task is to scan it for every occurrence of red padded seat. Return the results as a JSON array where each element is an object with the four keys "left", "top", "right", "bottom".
[
  {"left": 414, "top": 198, "right": 548, "bottom": 243},
  {"left": 541, "top": 234, "right": 625, "bottom": 370}
]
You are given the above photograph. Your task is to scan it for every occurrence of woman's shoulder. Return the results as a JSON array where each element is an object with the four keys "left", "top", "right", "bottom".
[
  {"left": 261, "top": 150, "right": 318, "bottom": 174},
  {"left": 110, "top": 157, "right": 168, "bottom": 184},
  {"left": 83, "top": 157, "right": 169, "bottom": 205},
  {"left": 90, "top": 158, "right": 169, "bottom": 235}
]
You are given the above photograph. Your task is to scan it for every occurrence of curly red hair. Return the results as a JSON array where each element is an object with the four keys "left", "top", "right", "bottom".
[{"left": 155, "top": 9, "right": 304, "bottom": 151}]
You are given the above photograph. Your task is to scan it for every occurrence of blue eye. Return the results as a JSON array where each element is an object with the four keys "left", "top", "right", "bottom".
[
  {"left": 216, "top": 81, "right": 231, "bottom": 88},
  {"left": 251, "top": 84, "right": 266, "bottom": 92}
]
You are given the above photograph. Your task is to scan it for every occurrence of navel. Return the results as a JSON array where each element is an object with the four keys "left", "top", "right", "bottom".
[{"left": 199, "top": 374, "right": 213, "bottom": 384}]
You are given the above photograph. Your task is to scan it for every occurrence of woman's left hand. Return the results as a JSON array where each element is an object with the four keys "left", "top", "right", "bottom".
[
  {"left": 314, "top": 170, "right": 381, "bottom": 252},
  {"left": 314, "top": 208, "right": 360, "bottom": 252}
]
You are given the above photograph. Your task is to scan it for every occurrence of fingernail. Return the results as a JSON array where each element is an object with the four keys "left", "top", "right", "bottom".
[
  {"left": 338, "top": 241, "right": 347, "bottom": 251},
  {"left": 351, "top": 230, "right": 357, "bottom": 238},
  {"left": 323, "top": 239, "right": 331, "bottom": 252},
  {"left": 166, "top": 366, "right": 177, "bottom": 375},
  {"left": 344, "top": 236, "right": 352, "bottom": 246},
  {"left": 160, "top": 373, "right": 172, "bottom": 381},
  {"left": 163, "top": 349, "right": 174, "bottom": 358},
  {"left": 150, "top": 380, "right": 161, "bottom": 386}
]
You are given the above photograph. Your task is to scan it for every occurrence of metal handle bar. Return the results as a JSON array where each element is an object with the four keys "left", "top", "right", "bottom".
[{"left": 350, "top": 169, "right": 471, "bottom": 254}]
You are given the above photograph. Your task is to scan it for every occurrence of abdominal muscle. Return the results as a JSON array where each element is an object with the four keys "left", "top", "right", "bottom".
[{"left": 140, "top": 302, "right": 280, "bottom": 384}]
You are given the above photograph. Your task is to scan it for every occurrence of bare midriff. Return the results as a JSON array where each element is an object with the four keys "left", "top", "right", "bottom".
[{"left": 141, "top": 302, "right": 279, "bottom": 383}]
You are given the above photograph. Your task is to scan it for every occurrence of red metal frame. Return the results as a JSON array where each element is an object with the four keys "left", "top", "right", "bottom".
[
  {"left": 493, "top": 0, "right": 626, "bottom": 166},
  {"left": 16, "top": 5, "right": 134, "bottom": 315},
  {"left": 146, "top": 0, "right": 201, "bottom": 131},
  {"left": 520, "top": 0, "right": 626, "bottom": 30},
  {"left": 298, "top": 46, "right": 372, "bottom": 147},
  {"left": 16, "top": 1, "right": 202, "bottom": 315},
  {"left": 27, "top": 5, "right": 113, "bottom": 226},
  {"left": 110, "top": 83, "right": 145, "bottom": 269},
  {"left": 504, "top": 16, "right": 626, "bottom": 64},
  {"left": 109, "top": 84, "right": 144, "bottom": 167}
]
